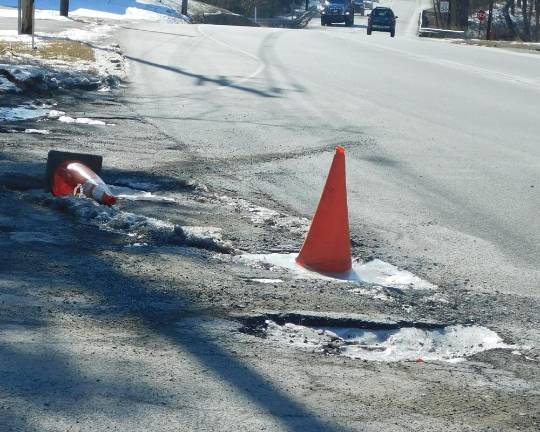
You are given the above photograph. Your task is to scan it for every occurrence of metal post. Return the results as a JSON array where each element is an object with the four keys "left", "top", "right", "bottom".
[
  {"left": 20, "top": 0, "right": 33, "bottom": 35},
  {"left": 32, "top": 0, "right": 35, "bottom": 49},
  {"left": 17, "top": 0, "right": 21, "bottom": 34},
  {"left": 60, "top": 0, "right": 69, "bottom": 17},
  {"left": 254, "top": 6, "right": 257, "bottom": 22}
]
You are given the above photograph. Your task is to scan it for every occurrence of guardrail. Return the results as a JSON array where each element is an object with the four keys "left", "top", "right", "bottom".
[
  {"left": 256, "top": 7, "right": 319, "bottom": 29},
  {"left": 417, "top": 9, "right": 466, "bottom": 38}
]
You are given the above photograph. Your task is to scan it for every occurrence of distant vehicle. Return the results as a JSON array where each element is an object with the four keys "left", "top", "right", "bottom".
[
  {"left": 364, "top": 0, "right": 373, "bottom": 10},
  {"left": 367, "top": 7, "right": 397, "bottom": 37},
  {"left": 321, "top": 0, "right": 355, "bottom": 26},
  {"left": 354, "top": 0, "right": 365, "bottom": 16}
]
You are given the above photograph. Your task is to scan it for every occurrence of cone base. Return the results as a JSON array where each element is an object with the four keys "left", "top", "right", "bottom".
[{"left": 295, "top": 256, "right": 352, "bottom": 274}]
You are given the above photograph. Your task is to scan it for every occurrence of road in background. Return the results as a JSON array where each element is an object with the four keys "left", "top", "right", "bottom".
[{"left": 118, "top": 1, "right": 539, "bottom": 297}]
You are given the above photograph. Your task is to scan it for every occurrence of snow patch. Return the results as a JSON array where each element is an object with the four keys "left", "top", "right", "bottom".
[
  {"left": 264, "top": 321, "right": 514, "bottom": 362},
  {"left": 0, "top": 1, "right": 187, "bottom": 22},
  {"left": 109, "top": 185, "right": 176, "bottom": 203},
  {"left": 57, "top": 115, "right": 113, "bottom": 126},
  {"left": 0, "top": 105, "right": 49, "bottom": 122},
  {"left": 38, "top": 193, "right": 233, "bottom": 253},
  {"left": 24, "top": 128, "right": 50, "bottom": 134},
  {"left": 251, "top": 278, "right": 284, "bottom": 284},
  {"left": 241, "top": 253, "right": 436, "bottom": 290},
  {"left": 0, "top": 75, "right": 19, "bottom": 92}
]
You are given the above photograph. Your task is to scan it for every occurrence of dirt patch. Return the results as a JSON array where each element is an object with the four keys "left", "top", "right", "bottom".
[{"left": 0, "top": 40, "right": 95, "bottom": 62}]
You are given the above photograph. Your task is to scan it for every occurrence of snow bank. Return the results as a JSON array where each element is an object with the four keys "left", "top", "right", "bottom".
[
  {"left": 37, "top": 193, "right": 234, "bottom": 253},
  {"left": 0, "top": 63, "right": 107, "bottom": 93},
  {"left": 0, "top": 1, "right": 186, "bottom": 21}
]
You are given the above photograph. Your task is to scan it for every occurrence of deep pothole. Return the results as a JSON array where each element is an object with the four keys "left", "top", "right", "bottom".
[{"left": 239, "top": 313, "right": 516, "bottom": 363}]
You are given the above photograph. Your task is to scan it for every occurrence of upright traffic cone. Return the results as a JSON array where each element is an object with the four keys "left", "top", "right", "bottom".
[
  {"left": 52, "top": 161, "right": 117, "bottom": 206},
  {"left": 296, "top": 146, "right": 351, "bottom": 273}
]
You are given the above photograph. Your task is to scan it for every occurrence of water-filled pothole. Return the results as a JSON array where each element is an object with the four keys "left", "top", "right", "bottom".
[{"left": 242, "top": 314, "right": 514, "bottom": 362}]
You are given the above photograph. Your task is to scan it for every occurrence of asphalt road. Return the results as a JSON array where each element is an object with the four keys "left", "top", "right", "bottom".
[{"left": 117, "top": 1, "right": 539, "bottom": 298}]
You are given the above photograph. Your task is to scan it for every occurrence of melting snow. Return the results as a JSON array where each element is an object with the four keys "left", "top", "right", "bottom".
[
  {"left": 57, "top": 116, "right": 113, "bottom": 126},
  {"left": 265, "top": 321, "right": 514, "bottom": 362},
  {"left": 38, "top": 193, "right": 233, "bottom": 253},
  {"left": 251, "top": 278, "right": 284, "bottom": 284},
  {"left": 241, "top": 253, "right": 436, "bottom": 290},
  {"left": 24, "top": 128, "right": 50, "bottom": 134},
  {"left": 109, "top": 185, "right": 176, "bottom": 203},
  {"left": 0, "top": 105, "right": 50, "bottom": 122}
]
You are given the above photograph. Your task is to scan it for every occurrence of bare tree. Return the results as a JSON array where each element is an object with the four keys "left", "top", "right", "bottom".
[
  {"left": 534, "top": 0, "right": 540, "bottom": 42},
  {"left": 522, "top": 0, "right": 532, "bottom": 40},
  {"left": 503, "top": 0, "right": 519, "bottom": 37}
]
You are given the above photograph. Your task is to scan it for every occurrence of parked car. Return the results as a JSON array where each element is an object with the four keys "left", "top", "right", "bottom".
[
  {"left": 354, "top": 0, "right": 365, "bottom": 16},
  {"left": 367, "top": 6, "right": 397, "bottom": 37},
  {"left": 321, "top": 0, "right": 355, "bottom": 26}
]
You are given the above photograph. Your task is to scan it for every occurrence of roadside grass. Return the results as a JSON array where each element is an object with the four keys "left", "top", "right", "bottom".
[{"left": 0, "top": 40, "right": 95, "bottom": 62}]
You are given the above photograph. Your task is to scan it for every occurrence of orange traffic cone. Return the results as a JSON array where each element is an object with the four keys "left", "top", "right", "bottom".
[
  {"left": 296, "top": 146, "right": 352, "bottom": 273},
  {"left": 52, "top": 161, "right": 117, "bottom": 206}
]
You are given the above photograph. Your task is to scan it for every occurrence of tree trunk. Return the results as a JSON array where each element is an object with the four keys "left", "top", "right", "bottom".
[
  {"left": 459, "top": 0, "right": 469, "bottom": 29},
  {"left": 522, "top": 0, "right": 531, "bottom": 40},
  {"left": 20, "top": 0, "right": 33, "bottom": 35},
  {"left": 534, "top": 0, "right": 540, "bottom": 42},
  {"left": 181, "top": 0, "right": 188, "bottom": 16},
  {"left": 450, "top": 0, "right": 459, "bottom": 28},
  {"left": 503, "top": 0, "right": 519, "bottom": 37},
  {"left": 60, "top": 0, "right": 69, "bottom": 17},
  {"left": 486, "top": 0, "right": 494, "bottom": 39}
]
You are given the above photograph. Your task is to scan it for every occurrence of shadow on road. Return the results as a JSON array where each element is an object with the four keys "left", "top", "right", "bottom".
[
  {"left": 125, "top": 55, "right": 280, "bottom": 98},
  {"left": 0, "top": 164, "right": 350, "bottom": 432}
]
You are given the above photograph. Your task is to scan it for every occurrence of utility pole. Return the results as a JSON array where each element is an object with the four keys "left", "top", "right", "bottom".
[
  {"left": 60, "top": 0, "right": 69, "bottom": 17},
  {"left": 181, "top": 0, "right": 188, "bottom": 16},
  {"left": 20, "top": 0, "right": 33, "bottom": 35},
  {"left": 486, "top": 0, "right": 494, "bottom": 39}
]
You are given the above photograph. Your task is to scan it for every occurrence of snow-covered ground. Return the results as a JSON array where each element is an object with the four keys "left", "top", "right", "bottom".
[{"left": 0, "top": 0, "right": 187, "bottom": 22}]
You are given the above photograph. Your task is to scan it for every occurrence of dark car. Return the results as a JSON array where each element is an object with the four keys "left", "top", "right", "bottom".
[
  {"left": 367, "top": 7, "right": 397, "bottom": 37},
  {"left": 321, "top": 0, "right": 355, "bottom": 26}
]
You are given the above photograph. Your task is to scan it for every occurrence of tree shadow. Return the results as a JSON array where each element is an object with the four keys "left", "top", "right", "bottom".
[
  {"left": 0, "top": 165, "right": 351, "bottom": 431},
  {"left": 124, "top": 55, "right": 280, "bottom": 99}
]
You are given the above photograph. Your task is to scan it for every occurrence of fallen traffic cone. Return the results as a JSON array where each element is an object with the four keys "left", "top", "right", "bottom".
[
  {"left": 52, "top": 161, "right": 117, "bottom": 206},
  {"left": 296, "top": 146, "right": 352, "bottom": 273}
]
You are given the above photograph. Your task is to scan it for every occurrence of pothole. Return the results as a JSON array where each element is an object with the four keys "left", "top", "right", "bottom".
[{"left": 239, "top": 313, "right": 515, "bottom": 362}]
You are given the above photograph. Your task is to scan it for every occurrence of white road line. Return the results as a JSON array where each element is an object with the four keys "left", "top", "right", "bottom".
[{"left": 196, "top": 25, "right": 268, "bottom": 90}]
